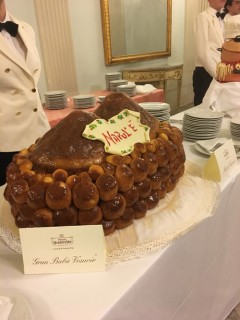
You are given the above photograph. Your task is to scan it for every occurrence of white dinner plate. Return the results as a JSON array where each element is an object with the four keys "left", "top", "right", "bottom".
[{"left": 184, "top": 109, "right": 224, "bottom": 119}]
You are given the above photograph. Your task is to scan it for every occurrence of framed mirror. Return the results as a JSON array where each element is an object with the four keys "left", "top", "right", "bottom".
[{"left": 100, "top": 0, "right": 172, "bottom": 65}]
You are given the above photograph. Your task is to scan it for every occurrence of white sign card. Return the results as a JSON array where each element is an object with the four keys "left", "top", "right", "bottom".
[
  {"left": 202, "top": 139, "right": 237, "bottom": 182},
  {"left": 19, "top": 225, "right": 106, "bottom": 274}
]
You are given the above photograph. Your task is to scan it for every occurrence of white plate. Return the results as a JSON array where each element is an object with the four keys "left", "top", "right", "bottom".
[
  {"left": 0, "top": 289, "right": 33, "bottom": 320},
  {"left": 44, "top": 90, "right": 67, "bottom": 96},
  {"left": 184, "top": 109, "right": 224, "bottom": 119}
]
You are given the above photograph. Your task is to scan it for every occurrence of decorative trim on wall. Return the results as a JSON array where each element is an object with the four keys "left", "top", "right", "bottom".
[{"left": 33, "top": 0, "right": 78, "bottom": 95}]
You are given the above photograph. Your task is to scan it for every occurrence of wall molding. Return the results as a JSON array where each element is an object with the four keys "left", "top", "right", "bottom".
[{"left": 33, "top": 0, "right": 78, "bottom": 95}]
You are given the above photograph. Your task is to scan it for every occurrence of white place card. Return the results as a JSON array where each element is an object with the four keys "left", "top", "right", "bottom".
[
  {"left": 202, "top": 139, "right": 237, "bottom": 182},
  {"left": 19, "top": 225, "right": 106, "bottom": 274}
]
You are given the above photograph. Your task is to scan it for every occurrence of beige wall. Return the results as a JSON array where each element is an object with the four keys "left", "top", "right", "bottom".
[{"left": 6, "top": 0, "right": 197, "bottom": 109}]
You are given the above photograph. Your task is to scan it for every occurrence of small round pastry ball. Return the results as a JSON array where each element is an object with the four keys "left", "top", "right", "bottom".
[
  {"left": 19, "top": 203, "right": 35, "bottom": 220},
  {"left": 165, "top": 141, "right": 178, "bottom": 163},
  {"left": 142, "top": 151, "right": 158, "bottom": 175},
  {"left": 146, "top": 190, "right": 160, "bottom": 210},
  {"left": 122, "top": 185, "right": 139, "bottom": 207},
  {"left": 18, "top": 159, "right": 33, "bottom": 173},
  {"left": 101, "top": 162, "right": 115, "bottom": 176},
  {"left": 32, "top": 208, "right": 54, "bottom": 227},
  {"left": 26, "top": 184, "right": 47, "bottom": 209},
  {"left": 53, "top": 206, "right": 78, "bottom": 226},
  {"left": 8, "top": 195, "right": 20, "bottom": 217},
  {"left": 66, "top": 175, "right": 80, "bottom": 189},
  {"left": 106, "top": 154, "right": 124, "bottom": 166},
  {"left": 3, "top": 184, "right": 11, "bottom": 201},
  {"left": 42, "top": 175, "right": 54, "bottom": 187},
  {"left": 130, "top": 157, "right": 149, "bottom": 183},
  {"left": 177, "top": 145, "right": 186, "bottom": 164},
  {"left": 102, "top": 219, "right": 116, "bottom": 236},
  {"left": 15, "top": 214, "right": 34, "bottom": 228},
  {"left": 122, "top": 155, "right": 132, "bottom": 165},
  {"left": 78, "top": 206, "right": 102, "bottom": 225},
  {"left": 11, "top": 179, "right": 29, "bottom": 204},
  {"left": 155, "top": 145, "right": 169, "bottom": 167},
  {"left": 135, "top": 178, "right": 152, "bottom": 199},
  {"left": 146, "top": 140, "right": 157, "bottom": 153},
  {"left": 95, "top": 174, "right": 118, "bottom": 201},
  {"left": 169, "top": 159, "right": 180, "bottom": 176},
  {"left": 72, "top": 181, "right": 99, "bottom": 210},
  {"left": 132, "top": 199, "right": 148, "bottom": 219},
  {"left": 115, "top": 207, "right": 134, "bottom": 229},
  {"left": 20, "top": 170, "right": 35, "bottom": 184},
  {"left": 158, "top": 165, "right": 170, "bottom": 182},
  {"left": 6, "top": 163, "right": 21, "bottom": 185},
  {"left": 27, "top": 173, "right": 44, "bottom": 187},
  {"left": 166, "top": 174, "right": 179, "bottom": 193},
  {"left": 52, "top": 169, "right": 68, "bottom": 182},
  {"left": 88, "top": 164, "right": 104, "bottom": 181},
  {"left": 134, "top": 142, "right": 146, "bottom": 154},
  {"left": 78, "top": 171, "right": 92, "bottom": 183},
  {"left": 46, "top": 181, "right": 72, "bottom": 210},
  {"left": 115, "top": 164, "right": 134, "bottom": 192},
  {"left": 148, "top": 170, "right": 163, "bottom": 190},
  {"left": 157, "top": 181, "right": 168, "bottom": 199},
  {"left": 100, "top": 193, "right": 126, "bottom": 220}
]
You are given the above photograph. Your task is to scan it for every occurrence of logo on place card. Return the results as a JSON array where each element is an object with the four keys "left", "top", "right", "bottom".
[{"left": 51, "top": 234, "right": 73, "bottom": 247}]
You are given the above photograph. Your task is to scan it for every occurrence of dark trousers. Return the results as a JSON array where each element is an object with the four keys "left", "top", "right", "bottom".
[
  {"left": 193, "top": 67, "right": 213, "bottom": 106},
  {"left": 0, "top": 151, "right": 18, "bottom": 186}
]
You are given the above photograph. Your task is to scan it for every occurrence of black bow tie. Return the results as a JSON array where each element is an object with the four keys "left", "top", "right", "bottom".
[
  {"left": 216, "top": 11, "right": 225, "bottom": 19},
  {"left": 0, "top": 21, "right": 18, "bottom": 37}
]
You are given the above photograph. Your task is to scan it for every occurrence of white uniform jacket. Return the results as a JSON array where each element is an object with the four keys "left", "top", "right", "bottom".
[
  {"left": 193, "top": 7, "right": 224, "bottom": 78},
  {"left": 0, "top": 13, "right": 50, "bottom": 152}
]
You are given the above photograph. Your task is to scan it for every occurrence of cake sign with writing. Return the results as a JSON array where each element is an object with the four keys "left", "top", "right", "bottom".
[
  {"left": 19, "top": 225, "right": 106, "bottom": 274},
  {"left": 82, "top": 109, "right": 150, "bottom": 155}
]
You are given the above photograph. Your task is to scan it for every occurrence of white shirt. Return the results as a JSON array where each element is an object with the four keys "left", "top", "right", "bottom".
[{"left": 0, "top": 11, "right": 26, "bottom": 60}]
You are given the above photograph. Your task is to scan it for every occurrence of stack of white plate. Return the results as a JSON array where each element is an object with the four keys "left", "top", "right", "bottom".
[
  {"left": 72, "top": 94, "right": 96, "bottom": 109},
  {"left": 139, "top": 102, "right": 171, "bottom": 122},
  {"left": 44, "top": 90, "right": 67, "bottom": 109},
  {"left": 230, "top": 117, "right": 240, "bottom": 140},
  {"left": 117, "top": 83, "right": 136, "bottom": 96},
  {"left": 105, "top": 72, "right": 122, "bottom": 90},
  {"left": 110, "top": 79, "right": 128, "bottom": 92},
  {"left": 182, "top": 109, "right": 224, "bottom": 141}
]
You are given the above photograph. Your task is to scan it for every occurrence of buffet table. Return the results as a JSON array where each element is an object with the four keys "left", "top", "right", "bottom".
[
  {"left": 1, "top": 112, "right": 240, "bottom": 320},
  {"left": 44, "top": 89, "right": 164, "bottom": 127}
]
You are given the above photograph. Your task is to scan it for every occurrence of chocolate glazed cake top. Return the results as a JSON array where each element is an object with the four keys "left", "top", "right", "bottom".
[{"left": 30, "top": 93, "right": 159, "bottom": 172}]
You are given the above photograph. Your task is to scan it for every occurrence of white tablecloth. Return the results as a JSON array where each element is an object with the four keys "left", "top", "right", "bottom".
[{"left": 1, "top": 113, "right": 240, "bottom": 320}]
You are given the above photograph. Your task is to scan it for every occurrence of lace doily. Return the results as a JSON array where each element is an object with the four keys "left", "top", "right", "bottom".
[{"left": 0, "top": 161, "right": 220, "bottom": 265}]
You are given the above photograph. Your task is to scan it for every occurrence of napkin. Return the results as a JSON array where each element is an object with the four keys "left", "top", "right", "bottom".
[
  {"left": 196, "top": 138, "right": 228, "bottom": 154},
  {"left": 0, "top": 296, "right": 13, "bottom": 320},
  {"left": 202, "top": 79, "right": 240, "bottom": 117},
  {"left": 136, "top": 84, "right": 156, "bottom": 94}
]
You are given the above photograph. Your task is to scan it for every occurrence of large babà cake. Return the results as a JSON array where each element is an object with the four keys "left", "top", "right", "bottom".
[{"left": 3, "top": 93, "right": 185, "bottom": 236}]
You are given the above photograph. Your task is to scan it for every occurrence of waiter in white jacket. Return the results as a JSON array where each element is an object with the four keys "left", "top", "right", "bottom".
[
  {"left": 0, "top": 0, "right": 50, "bottom": 185},
  {"left": 193, "top": 0, "right": 227, "bottom": 106}
]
